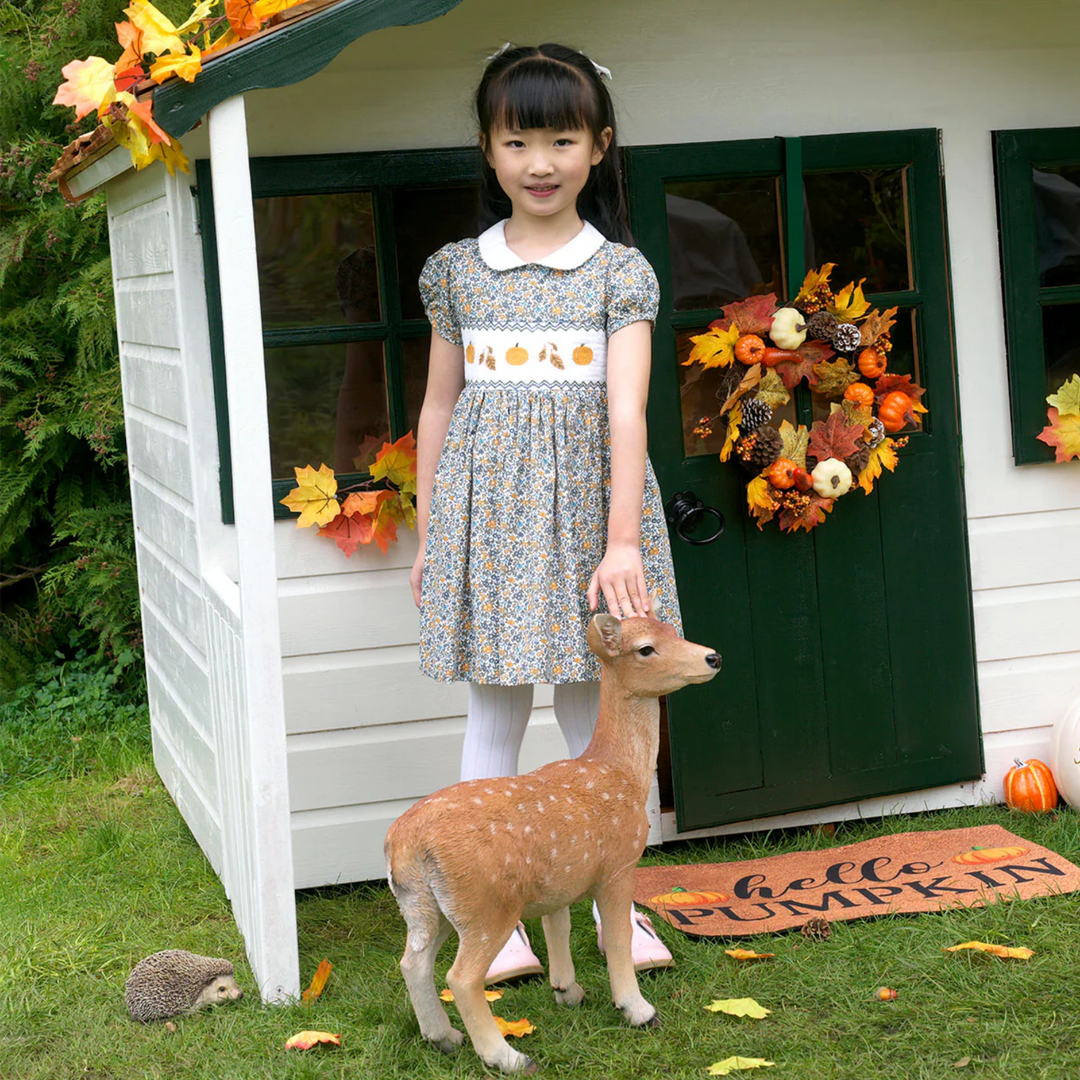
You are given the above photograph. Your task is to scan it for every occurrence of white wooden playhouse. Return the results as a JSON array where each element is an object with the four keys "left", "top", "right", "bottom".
[{"left": 55, "top": 0, "right": 1080, "bottom": 1002}]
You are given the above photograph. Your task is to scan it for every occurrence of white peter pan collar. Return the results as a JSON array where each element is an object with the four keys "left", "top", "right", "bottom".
[{"left": 477, "top": 219, "right": 607, "bottom": 270}]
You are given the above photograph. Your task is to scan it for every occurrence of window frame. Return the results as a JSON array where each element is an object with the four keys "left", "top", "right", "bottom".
[
  {"left": 194, "top": 147, "right": 480, "bottom": 522},
  {"left": 993, "top": 125, "right": 1080, "bottom": 465}
]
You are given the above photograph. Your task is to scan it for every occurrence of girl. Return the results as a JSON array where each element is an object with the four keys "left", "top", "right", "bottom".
[{"left": 410, "top": 43, "right": 682, "bottom": 982}]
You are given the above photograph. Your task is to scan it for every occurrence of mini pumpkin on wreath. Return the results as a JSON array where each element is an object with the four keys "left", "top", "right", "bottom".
[{"left": 684, "top": 264, "right": 927, "bottom": 533}]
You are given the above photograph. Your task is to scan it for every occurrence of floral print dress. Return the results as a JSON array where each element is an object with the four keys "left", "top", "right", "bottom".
[{"left": 418, "top": 219, "right": 682, "bottom": 685}]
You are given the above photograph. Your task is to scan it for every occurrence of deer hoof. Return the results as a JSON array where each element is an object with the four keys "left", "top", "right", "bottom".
[
  {"left": 522, "top": 1057, "right": 541, "bottom": 1076},
  {"left": 619, "top": 1000, "right": 659, "bottom": 1027},
  {"left": 553, "top": 982, "right": 585, "bottom": 1007},
  {"left": 427, "top": 1028, "right": 465, "bottom": 1055}
]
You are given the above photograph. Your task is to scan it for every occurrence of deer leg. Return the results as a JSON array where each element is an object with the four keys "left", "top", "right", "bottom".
[
  {"left": 398, "top": 896, "right": 463, "bottom": 1053},
  {"left": 447, "top": 921, "right": 539, "bottom": 1075},
  {"left": 541, "top": 905, "right": 584, "bottom": 1006},
  {"left": 594, "top": 877, "right": 658, "bottom": 1028}
]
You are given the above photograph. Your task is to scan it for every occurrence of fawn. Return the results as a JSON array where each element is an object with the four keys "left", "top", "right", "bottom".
[{"left": 384, "top": 605, "right": 721, "bottom": 1074}]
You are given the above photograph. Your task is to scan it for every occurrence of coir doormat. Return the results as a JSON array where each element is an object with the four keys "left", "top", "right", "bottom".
[{"left": 634, "top": 825, "right": 1080, "bottom": 938}]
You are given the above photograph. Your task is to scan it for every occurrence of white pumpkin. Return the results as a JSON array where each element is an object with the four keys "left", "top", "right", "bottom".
[
  {"left": 811, "top": 458, "right": 852, "bottom": 498},
  {"left": 1049, "top": 696, "right": 1080, "bottom": 808},
  {"left": 769, "top": 307, "right": 807, "bottom": 350}
]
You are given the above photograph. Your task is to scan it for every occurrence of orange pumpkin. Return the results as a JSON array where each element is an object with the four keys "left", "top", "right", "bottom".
[
  {"left": 572, "top": 344, "right": 594, "bottom": 366},
  {"left": 734, "top": 334, "right": 766, "bottom": 365},
  {"left": 952, "top": 846, "right": 1030, "bottom": 865},
  {"left": 857, "top": 347, "right": 887, "bottom": 378},
  {"left": 505, "top": 345, "right": 529, "bottom": 366},
  {"left": 649, "top": 887, "right": 730, "bottom": 906},
  {"left": 878, "top": 390, "right": 912, "bottom": 432},
  {"left": 844, "top": 382, "right": 875, "bottom": 407},
  {"left": 466, "top": 343, "right": 475, "bottom": 364},
  {"left": 768, "top": 457, "right": 799, "bottom": 490},
  {"left": 1004, "top": 758, "right": 1058, "bottom": 812}
]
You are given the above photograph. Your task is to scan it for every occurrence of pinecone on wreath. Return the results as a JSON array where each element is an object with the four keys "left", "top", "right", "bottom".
[
  {"left": 864, "top": 417, "right": 886, "bottom": 448},
  {"left": 801, "top": 917, "right": 832, "bottom": 941},
  {"left": 831, "top": 322, "right": 862, "bottom": 354},
  {"left": 804, "top": 310, "right": 838, "bottom": 341},
  {"left": 745, "top": 424, "right": 783, "bottom": 472},
  {"left": 739, "top": 397, "right": 773, "bottom": 434}
]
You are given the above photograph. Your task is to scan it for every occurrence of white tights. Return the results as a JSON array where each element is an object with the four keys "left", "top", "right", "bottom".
[{"left": 460, "top": 681, "right": 600, "bottom": 782}]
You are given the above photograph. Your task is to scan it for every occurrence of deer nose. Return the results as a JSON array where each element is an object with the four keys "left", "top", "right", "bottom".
[{"left": 705, "top": 653, "right": 721, "bottom": 670}]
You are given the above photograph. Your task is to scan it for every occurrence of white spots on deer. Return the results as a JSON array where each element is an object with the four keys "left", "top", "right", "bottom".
[
  {"left": 537, "top": 802, "right": 546, "bottom": 814},
  {"left": 517, "top": 803, "right": 525, "bottom": 812},
  {"left": 549, "top": 830, "right": 557, "bottom": 840},
  {"left": 586, "top": 780, "right": 595, "bottom": 790},
  {"left": 509, "top": 782, "right": 519, "bottom": 790},
  {"left": 551, "top": 848, "right": 558, "bottom": 859},
  {"left": 472, "top": 797, "right": 483, "bottom": 806},
  {"left": 505, "top": 822, "right": 514, "bottom": 832},
  {"left": 617, "top": 792, "right": 626, "bottom": 801},
  {"left": 525, "top": 784, "right": 536, "bottom": 791},
  {"left": 524, "top": 825, "right": 533, "bottom": 835},
  {"left": 489, "top": 822, "right": 496, "bottom": 834},
  {"left": 505, "top": 853, "right": 512, "bottom": 865},
  {"left": 483, "top": 788, "right": 494, "bottom": 795},
  {"left": 577, "top": 767, "right": 587, "bottom": 774},
  {"left": 481, "top": 931, "right": 490, "bottom": 944},
  {"left": 525, "top": 856, "right": 531, "bottom": 865},
  {"left": 548, "top": 794, "right": 557, "bottom": 802},
  {"left": 599, "top": 765, "right": 609, "bottom": 775},
  {"left": 613, "top": 817, "right": 620, "bottom": 826},
  {"left": 583, "top": 851, "right": 590, "bottom": 862},
  {"left": 601, "top": 792, "right": 610, "bottom": 801}
]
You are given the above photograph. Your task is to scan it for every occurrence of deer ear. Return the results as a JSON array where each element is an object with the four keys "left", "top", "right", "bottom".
[
  {"left": 648, "top": 589, "right": 663, "bottom": 619},
  {"left": 588, "top": 613, "right": 623, "bottom": 657}
]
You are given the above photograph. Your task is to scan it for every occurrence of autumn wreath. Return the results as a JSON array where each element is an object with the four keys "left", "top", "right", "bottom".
[{"left": 684, "top": 264, "right": 927, "bottom": 533}]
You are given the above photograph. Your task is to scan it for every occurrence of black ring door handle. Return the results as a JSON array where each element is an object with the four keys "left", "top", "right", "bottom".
[{"left": 664, "top": 491, "right": 725, "bottom": 545}]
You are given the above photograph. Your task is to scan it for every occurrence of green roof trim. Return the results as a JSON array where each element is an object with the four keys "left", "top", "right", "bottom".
[{"left": 154, "top": 0, "right": 465, "bottom": 139}]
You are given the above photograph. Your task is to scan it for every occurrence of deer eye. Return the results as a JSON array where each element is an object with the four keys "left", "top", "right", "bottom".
[{"left": 637, "top": 645, "right": 655, "bottom": 657}]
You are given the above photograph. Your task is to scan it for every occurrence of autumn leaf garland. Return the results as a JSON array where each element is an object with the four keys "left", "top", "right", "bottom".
[
  {"left": 686, "top": 264, "right": 924, "bottom": 535},
  {"left": 280, "top": 433, "right": 418, "bottom": 556},
  {"left": 53, "top": 0, "right": 309, "bottom": 177},
  {"left": 1037, "top": 372, "right": 1080, "bottom": 463}
]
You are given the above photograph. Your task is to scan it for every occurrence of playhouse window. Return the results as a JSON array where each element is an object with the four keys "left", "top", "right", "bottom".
[
  {"left": 993, "top": 127, "right": 1080, "bottom": 464},
  {"left": 195, "top": 149, "right": 480, "bottom": 522}
]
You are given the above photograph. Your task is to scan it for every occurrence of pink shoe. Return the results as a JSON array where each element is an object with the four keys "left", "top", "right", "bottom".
[
  {"left": 485, "top": 922, "right": 544, "bottom": 985},
  {"left": 598, "top": 910, "right": 674, "bottom": 972}
]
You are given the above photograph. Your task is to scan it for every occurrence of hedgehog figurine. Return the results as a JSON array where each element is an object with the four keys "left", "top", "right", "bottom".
[{"left": 125, "top": 950, "right": 243, "bottom": 1022}]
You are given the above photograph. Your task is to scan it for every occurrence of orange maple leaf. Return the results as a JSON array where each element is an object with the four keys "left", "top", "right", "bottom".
[
  {"left": 116, "top": 91, "right": 170, "bottom": 144},
  {"left": 225, "top": 0, "right": 303, "bottom": 36},
  {"left": 494, "top": 1016, "right": 536, "bottom": 1038},
  {"left": 149, "top": 46, "right": 202, "bottom": 85},
  {"left": 301, "top": 959, "right": 332, "bottom": 1003},
  {"left": 341, "top": 489, "right": 393, "bottom": 518},
  {"left": 1037, "top": 407, "right": 1080, "bottom": 463},
  {"left": 317, "top": 511, "right": 370, "bottom": 557},
  {"left": 124, "top": 0, "right": 184, "bottom": 56},
  {"left": 370, "top": 432, "right": 418, "bottom": 494},
  {"left": 54, "top": 56, "right": 116, "bottom": 120},
  {"left": 284, "top": 1030, "right": 342, "bottom": 1050},
  {"left": 114, "top": 21, "right": 143, "bottom": 75}
]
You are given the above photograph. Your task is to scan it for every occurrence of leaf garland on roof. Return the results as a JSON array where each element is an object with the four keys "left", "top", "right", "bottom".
[
  {"left": 684, "top": 265, "right": 929, "bottom": 534},
  {"left": 53, "top": 0, "right": 309, "bottom": 178}
]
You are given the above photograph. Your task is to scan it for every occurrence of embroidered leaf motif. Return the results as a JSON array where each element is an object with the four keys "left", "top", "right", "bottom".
[{"left": 549, "top": 345, "right": 565, "bottom": 370}]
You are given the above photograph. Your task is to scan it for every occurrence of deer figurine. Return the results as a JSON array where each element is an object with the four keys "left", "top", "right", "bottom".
[{"left": 384, "top": 605, "right": 721, "bottom": 1074}]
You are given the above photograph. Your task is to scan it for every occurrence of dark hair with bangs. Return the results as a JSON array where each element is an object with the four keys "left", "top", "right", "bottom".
[{"left": 476, "top": 43, "right": 632, "bottom": 245}]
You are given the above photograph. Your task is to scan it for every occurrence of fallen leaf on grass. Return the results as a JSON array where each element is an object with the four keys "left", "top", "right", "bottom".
[
  {"left": 704, "top": 998, "right": 771, "bottom": 1018},
  {"left": 493, "top": 1016, "right": 535, "bottom": 1037},
  {"left": 953, "top": 1057, "right": 972, "bottom": 1068},
  {"left": 302, "top": 959, "right": 332, "bottom": 1003},
  {"left": 943, "top": 941, "right": 1033, "bottom": 959},
  {"left": 440, "top": 988, "right": 503, "bottom": 1002},
  {"left": 706, "top": 1056, "right": 775, "bottom": 1075},
  {"left": 725, "top": 949, "right": 776, "bottom": 961},
  {"left": 285, "top": 1030, "right": 342, "bottom": 1050}
]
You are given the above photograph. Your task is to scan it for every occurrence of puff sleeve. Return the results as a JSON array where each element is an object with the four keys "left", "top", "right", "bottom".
[
  {"left": 418, "top": 245, "right": 462, "bottom": 346},
  {"left": 605, "top": 247, "right": 660, "bottom": 337}
]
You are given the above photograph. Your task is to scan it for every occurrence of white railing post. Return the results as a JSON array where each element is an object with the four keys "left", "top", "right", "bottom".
[{"left": 207, "top": 93, "right": 300, "bottom": 1003}]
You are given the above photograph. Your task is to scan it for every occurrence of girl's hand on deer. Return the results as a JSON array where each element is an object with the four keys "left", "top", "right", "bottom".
[
  {"left": 588, "top": 543, "right": 649, "bottom": 619},
  {"left": 410, "top": 549, "right": 425, "bottom": 608}
]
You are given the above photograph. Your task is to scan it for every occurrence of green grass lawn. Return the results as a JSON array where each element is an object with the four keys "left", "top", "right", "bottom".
[{"left": 2, "top": 693, "right": 1079, "bottom": 1079}]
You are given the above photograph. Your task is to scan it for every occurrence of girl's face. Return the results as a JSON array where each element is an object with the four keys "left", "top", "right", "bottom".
[{"left": 484, "top": 124, "right": 612, "bottom": 223}]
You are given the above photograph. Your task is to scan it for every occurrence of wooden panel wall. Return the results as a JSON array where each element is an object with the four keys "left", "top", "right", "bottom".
[{"left": 107, "top": 167, "right": 223, "bottom": 877}]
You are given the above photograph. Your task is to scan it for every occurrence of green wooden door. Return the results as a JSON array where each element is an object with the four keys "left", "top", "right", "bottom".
[{"left": 626, "top": 130, "right": 983, "bottom": 832}]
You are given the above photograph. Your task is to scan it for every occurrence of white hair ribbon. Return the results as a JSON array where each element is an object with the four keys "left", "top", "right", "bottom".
[{"left": 484, "top": 42, "right": 613, "bottom": 81}]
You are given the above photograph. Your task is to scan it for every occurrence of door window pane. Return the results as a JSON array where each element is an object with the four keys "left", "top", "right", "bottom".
[
  {"left": 665, "top": 179, "right": 783, "bottom": 310},
  {"left": 265, "top": 341, "right": 388, "bottom": 480},
  {"left": 1043, "top": 302, "right": 1080, "bottom": 396},
  {"left": 401, "top": 335, "right": 431, "bottom": 434},
  {"left": 254, "top": 192, "right": 379, "bottom": 328},
  {"left": 1034, "top": 167, "right": 1080, "bottom": 287},
  {"left": 394, "top": 185, "right": 479, "bottom": 320},
  {"left": 804, "top": 168, "right": 912, "bottom": 293}
]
